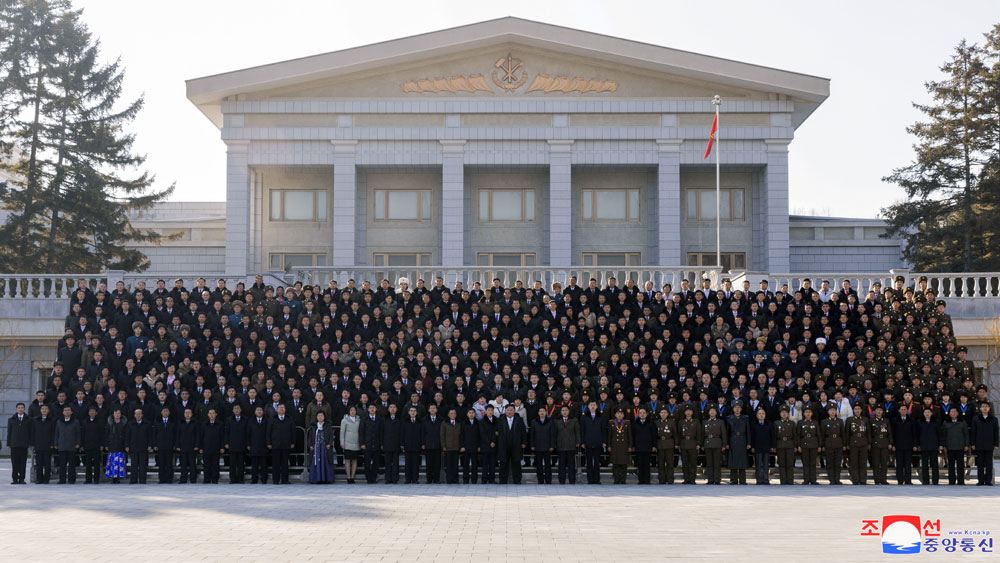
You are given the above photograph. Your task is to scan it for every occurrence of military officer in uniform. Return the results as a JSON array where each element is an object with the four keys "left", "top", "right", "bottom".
[
  {"left": 820, "top": 405, "right": 845, "bottom": 484},
  {"left": 607, "top": 409, "right": 632, "bottom": 484},
  {"left": 870, "top": 405, "right": 894, "bottom": 485},
  {"left": 773, "top": 406, "right": 797, "bottom": 485},
  {"left": 726, "top": 402, "right": 750, "bottom": 485},
  {"left": 655, "top": 407, "right": 678, "bottom": 484},
  {"left": 845, "top": 404, "right": 871, "bottom": 485},
  {"left": 702, "top": 405, "right": 727, "bottom": 485},
  {"left": 679, "top": 405, "right": 703, "bottom": 484},
  {"left": 796, "top": 406, "right": 821, "bottom": 485}
]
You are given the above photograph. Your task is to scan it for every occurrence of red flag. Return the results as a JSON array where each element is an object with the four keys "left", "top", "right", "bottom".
[{"left": 703, "top": 114, "right": 718, "bottom": 159}]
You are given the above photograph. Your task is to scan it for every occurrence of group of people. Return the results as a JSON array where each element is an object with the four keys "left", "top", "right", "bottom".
[{"left": 3, "top": 272, "right": 998, "bottom": 485}]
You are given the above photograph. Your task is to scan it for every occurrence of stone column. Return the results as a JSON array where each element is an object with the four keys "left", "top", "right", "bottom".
[
  {"left": 656, "top": 140, "right": 682, "bottom": 265},
  {"left": 440, "top": 140, "right": 466, "bottom": 266},
  {"left": 764, "top": 139, "right": 791, "bottom": 272},
  {"left": 224, "top": 140, "right": 250, "bottom": 277},
  {"left": 548, "top": 140, "right": 574, "bottom": 265},
  {"left": 331, "top": 140, "right": 358, "bottom": 267}
]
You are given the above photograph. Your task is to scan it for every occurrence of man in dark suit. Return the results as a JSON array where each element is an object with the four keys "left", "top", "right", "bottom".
[
  {"left": 497, "top": 404, "right": 527, "bottom": 484},
  {"left": 748, "top": 408, "right": 773, "bottom": 485},
  {"left": 401, "top": 406, "right": 424, "bottom": 484},
  {"left": 891, "top": 405, "right": 917, "bottom": 484},
  {"left": 359, "top": 404, "right": 383, "bottom": 484},
  {"left": 530, "top": 407, "right": 557, "bottom": 484},
  {"left": 555, "top": 406, "right": 581, "bottom": 484},
  {"left": 153, "top": 407, "right": 177, "bottom": 484},
  {"left": 580, "top": 401, "right": 606, "bottom": 484},
  {"left": 479, "top": 406, "right": 499, "bottom": 484},
  {"left": 124, "top": 408, "right": 153, "bottom": 484},
  {"left": 268, "top": 403, "right": 294, "bottom": 484},
  {"left": 225, "top": 404, "right": 249, "bottom": 484},
  {"left": 80, "top": 406, "right": 104, "bottom": 484},
  {"left": 381, "top": 404, "right": 403, "bottom": 484},
  {"left": 7, "top": 403, "right": 31, "bottom": 484},
  {"left": 422, "top": 404, "right": 443, "bottom": 483},
  {"left": 248, "top": 406, "right": 269, "bottom": 484}
]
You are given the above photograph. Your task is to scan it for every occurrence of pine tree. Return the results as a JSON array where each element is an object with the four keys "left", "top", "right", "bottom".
[
  {"left": 881, "top": 37, "right": 998, "bottom": 272},
  {"left": 0, "top": 0, "right": 172, "bottom": 273}
]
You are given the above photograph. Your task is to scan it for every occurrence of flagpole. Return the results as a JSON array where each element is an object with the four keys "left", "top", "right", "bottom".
[{"left": 712, "top": 95, "right": 721, "bottom": 274}]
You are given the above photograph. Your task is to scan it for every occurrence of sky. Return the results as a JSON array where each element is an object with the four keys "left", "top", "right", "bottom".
[{"left": 73, "top": 0, "right": 1000, "bottom": 218}]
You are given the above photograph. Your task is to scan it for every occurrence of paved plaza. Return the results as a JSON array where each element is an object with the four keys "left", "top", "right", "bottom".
[{"left": 1, "top": 466, "right": 997, "bottom": 562}]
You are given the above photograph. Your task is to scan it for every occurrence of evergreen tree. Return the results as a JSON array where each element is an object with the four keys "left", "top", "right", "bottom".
[
  {"left": 0, "top": 0, "right": 172, "bottom": 273},
  {"left": 881, "top": 35, "right": 998, "bottom": 272}
]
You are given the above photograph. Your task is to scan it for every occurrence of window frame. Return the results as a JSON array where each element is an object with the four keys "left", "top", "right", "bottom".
[
  {"left": 269, "top": 253, "right": 328, "bottom": 270},
  {"left": 686, "top": 252, "right": 747, "bottom": 273},
  {"left": 476, "top": 252, "right": 537, "bottom": 267},
  {"left": 581, "top": 252, "right": 641, "bottom": 267},
  {"left": 478, "top": 188, "right": 535, "bottom": 223},
  {"left": 686, "top": 187, "right": 745, "bottom": 222},
  {"left": 373, "top": 189, "right": 432, "bottom": 222},
  {"left": 269, "top": 190, "right": 328, "bottom": 222},
  {"left": 372, "top": 253, "right": 432, "bottom": 267},
  {"left": 581, "top": 188, "right": 641, "bottom": 222}
]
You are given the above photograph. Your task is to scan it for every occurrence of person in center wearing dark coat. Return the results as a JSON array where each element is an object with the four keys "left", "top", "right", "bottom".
[
  {"left": 360, "top": 404, "right": 383, "bottom": 484},
  {"left": 103, "top": 409, "right": 127, "bottom": 483},
  {"left": 54, "top": 406, "right": 81, "bottom": 484},
  {"left": 497, "top": 404, "right": 527, "bottom": 484},
  {"left": 401, "top": 406, "right": 424, "bottom": 484},
  {"left": 268, "top": 403, "right": 295, "bottom": 484},
  {"left": 971, "top": 402, "right": 999, "bottom": 486},
  {"left": 916, "top": 406, "right": 942, "bottom": 485},
  {"left": 381, "top": 404, "right": 403, "bottom": 484},
  {"left": 225, "top": 404, "right": 249, "bottom": 484},
  {"left": 422, "top": 404, "right": 443, "bottom": 483},
  {"left": 124, "top": 408, "right": 153, "bottom": 484},
  {"left": 31, "top": 404, "right": 56, "bottom": 484},
  {"left": 725, "top": 402, "right": 750, "bottom": 485},
  {"left": 81, "top": 406, "right": 105, "bottom": 484},
  {"left": 631, "top": 407, "right": 656, "bottom": 484},
  {"left": 748, "top": 407, "right": 773, "bottom": 485},
  {"left": 479, "top": 405, "right": 499, "bottom": 484},
  {"left": 176, "top": 408, "right": 200, "bottom": 483},
  {"left": 555, "top": 406, "right": 580, "bottom": 484},
  {"left": 460, "top": 408, "right": 480, "bottom": 484},
  {"left": 890, "top": 404, "right": 917, "bottom": 485},
  {"left": 8, "top": 403, "right": 31, "bottom": 484},
  {"left": 200, "top": 408, "right": 225, "bottom": 483},
  {"left": 529, "top": 406, "right": 556, "bottom": 484},
  {"left": 941, "top": 407, "right": 969, "bottom": 485},
  {"left": 440, "top": 408, "right": 463, "bottom": 484},
  {"left": 579, "top": 401, "right": 606, "bottom": 484},
  {"left": 153, "top": 406, "right": 177, "bottom": 484},
  {"left": 248, "top": 406, "right": 269, "bottom": 484}
]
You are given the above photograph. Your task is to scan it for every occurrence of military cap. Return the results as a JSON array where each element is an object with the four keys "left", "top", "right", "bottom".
[
  {"left": 895, "top": 275, "right": 905, "bottom": 282},
  {"left": 918, "top": 275, "right": 928, "bottom": 282},
  {"left": 648, "top": 388, "right": 659, "bottom": 396},
  {"left": 598, "top": 387, "right": 610, "bottom": 395},
  {"left": 958, "top": 346, "right": 967, "bottom": 353},
  {"left": 614, "top": 388, "right": 625, "bottom": 396},
  {"left": 977, "top": 384, "right": 988, "bottom": 392},
  {"left": 936, "top": 300, "right": 946, "bottom": 307},
  {"left": 668, "top": 392, "right": 679, "bottom": 400},
  {"left": 683, "top": 404, "right": 695, "bottom": 412},
  {"left": 779, "top": 406, "right": 790, "bottom": 413}
]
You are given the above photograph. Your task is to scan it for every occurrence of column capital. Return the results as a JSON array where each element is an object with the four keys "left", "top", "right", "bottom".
[
  {"left": 655, "top": 139, "right": 683, "bottom": 152},
  {"left": 764, "top": 139, "right": 791, "bottom": 152},
  {"left": 547, "top": 139, "right": 574, "bottom": 153},
  {"left": 330, "top": 139, "right": 358, "bottom": 154},
  {"left": 224, "top": 139, "right": 250, "bottom": 152},
  {"left": 440, "top": 139, "right": 467, "bottom": 154}
]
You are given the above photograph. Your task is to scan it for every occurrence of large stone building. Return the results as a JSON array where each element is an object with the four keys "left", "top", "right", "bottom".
[{"left": 171, "top": 17, "right": 904, "bottom": 277}]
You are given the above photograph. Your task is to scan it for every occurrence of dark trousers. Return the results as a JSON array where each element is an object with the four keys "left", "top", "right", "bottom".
[
  {"left": 636, "top": 451, "right": 652, "bottom": 484},
  {"left": 612, "top": 463, "right": 627, "bottom": 484},
  {"left": 919, "top": 451, "right": 939, "bottom": 484},
  {"left": 251, "top": 455, "right": 267, "bottom": 483},
  {"left": 203, "top": 452, "right": 220, "bottom": 483},
  {"left": 657, "top": 448, "right": 674, "bottom": 484},
  {"left": 363, "top": 450, "right": 379, "bottom": 483},
  {"left": 825, "top": 448, "right": 843, "bottom": 484},
  {"left": 35, "top": 450, "right": 52, "bottom": 483},
  {"left": 498, "top": 448, "right": 521, "bottom": 484},
  {"left": 179, "top": 450, "right": 197, "bottom": 483},
  {"left": 584, "top": 446, "right": 601, "bottom": 484},
  {"left": 754, "top": 450, "right": 770, "bottom": 484},
  {"left": 776, "top": 448, "right": 795, "bottom": 484},
  {"left": 84, "top": 449, "right": 101, "bottom": 483},
  {"left": 680, "top": 448, "right": 698, "bottom": 483},
  {"left": 271, "top": 449, "right": 289, "bottom": 483},
  {"left": 461, "top": 451, "right": 478, "bottom": 483},
  {"left": 558, "top": 450, "right": 576, "bottom": 484},
  {"left": 704, "top": 448, "right": 721, "bottom": 484},
  {"left": 976, "top": 449, "right": 994, "bottom": 485},
  {"left": 535, "top": 451, "right": 553, "bottom": 484},
  {"left": 129, "top": 451, "right": 148, "bottom": 484},
  {"left": 57, "top": 451, "right": 76, "bottom": 483},
  {"left": 947, "top": 450, "right": 965, "bottom": 485},
  {"left": 872, "top": 447, "right": 890, "bottom": 484},
  {"left": 156, "top": 450, "right": 174, "bottom": 483},
  {"left": 425, "top": 449, "right": 441, "bottom": 483},
  {"left": 481, "top": 451, "right": 497, "bottom": 483},
  {"left": 443, "top": 450, "right": 459, "bottom": 484},
  {"left": 229, "top": 451, "right": 245, "bottom": 483},
  {"left": 404, "top": 451, "right": 421, "bottom": 483},
  {"left": 10, "top": 447, "right": 28, "bottom": 483},
  {"left": 848, "top": 446, "right": 868, "bottom": 484},
  {"left": 384, "top": 450, "right": 400, "bottom": 483},
  {"left": 801, "top": 448, "right": 818, "bottom": 484},
  {"left": 895, "top": 449, "right": 913, "bottom": 484}
]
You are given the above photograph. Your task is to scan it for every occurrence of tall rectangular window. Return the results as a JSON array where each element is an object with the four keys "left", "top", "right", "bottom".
[
  {"left": 686, "top": 188, "right": 745, "bottom": 221},
  {"left": 478, "top": 189, "right": 535, "bottom": 222},
  {"left": 372, "top": 253, "right": 432, "bottom": 266},
  {"left": 581, "top": 189, "right": 640, "bottom": 222},
  {"left": 269, "top": 253, "right": 327, "bottom": 270},
  {"left": 687, "top": 252, "right": 746, "bottom": 273},
  {"left": 581, "top": 253, "right": 641, "bottom": 266},
  {"left": 269, "top": 190, "right": 327, "bottom": 221},
  {"left": 374, "top": 190, "right": 431, "bottom": 221},
  {"left": 476, "top": 253, "right": 536, "bottom": 266}
]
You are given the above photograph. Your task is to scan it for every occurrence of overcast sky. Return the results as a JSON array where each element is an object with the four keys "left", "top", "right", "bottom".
[{"left": 75, "top": 0, "right": 999, "bottom": 218}]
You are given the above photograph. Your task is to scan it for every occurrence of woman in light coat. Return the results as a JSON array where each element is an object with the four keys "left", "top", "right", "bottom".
[{"left": 339, "top": 406, "right": 361, "bottom": 483}]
